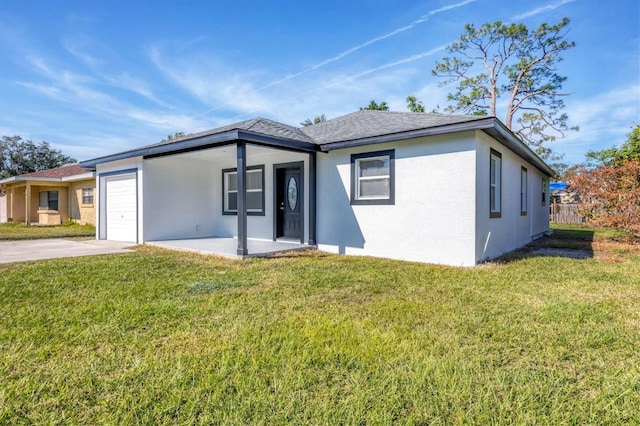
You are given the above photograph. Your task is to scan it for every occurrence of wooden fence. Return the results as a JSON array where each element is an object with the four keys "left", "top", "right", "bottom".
[{"left": 550, "top": 203, "right": 585, "bottom": 224}]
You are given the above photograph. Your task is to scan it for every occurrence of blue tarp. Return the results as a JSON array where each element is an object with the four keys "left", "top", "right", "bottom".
[{"left": 549, "top": 181, "right": 567, "bottom": 191}]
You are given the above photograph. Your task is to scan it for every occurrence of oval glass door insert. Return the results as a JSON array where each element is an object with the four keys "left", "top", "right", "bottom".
[{"left": 287, "top": 176, "right": 298, "bottom": 210}]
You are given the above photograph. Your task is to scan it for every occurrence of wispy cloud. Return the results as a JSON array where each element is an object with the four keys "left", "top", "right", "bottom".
[
  {"left": 62, "top": 36, "right": 166, "bottom": 105},
  {"left": 512, "top": 0, "right": 576, "bottom": 20},
  {"left": 20, "top": 55, "right": 211, "bottom": 139},
  {"left": 259, "top": 0, "right": 475, "bottom": 90},
  {"left": 348, "top": 46, "right": 447, "bottom": 80},
  {"left": 149, "top": 46, "right": 275, "bottom": 115},
  {"left": 191, "top": 0, "right": 476, "bottom": 117},
  {"left": 217, "top": 46, "right": 448, "bottom": 125},
  {"left": 555, "top": 84, "right": 639, "bottom": 162}
]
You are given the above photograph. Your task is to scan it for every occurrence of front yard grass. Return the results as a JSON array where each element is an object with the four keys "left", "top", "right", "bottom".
[
  {"left": 0, "top": 226, "right": 638, "bottom": 424},
  {"left": 0, "top": 221, "right": 96, "bottom": 240}
]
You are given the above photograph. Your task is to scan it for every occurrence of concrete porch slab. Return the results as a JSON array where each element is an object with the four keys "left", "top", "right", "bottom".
[{"left": 146, "top": 237, "right": 313, "bottom": 259}]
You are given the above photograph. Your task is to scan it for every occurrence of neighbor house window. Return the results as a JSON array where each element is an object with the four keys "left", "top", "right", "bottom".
[
  {"left": 521, "top": 167, "right": 528, "bottom": 216},
  {"left": 222, "top": 165, "right": 264, "bottom": 215},
  {"left": 490, "top": 149, "right": 502, "bottom": 218},
  {"left": 351, "top": 149, "right": 395, "bottom": 205},
  {"left": 82, "top": 188, "right": 94, "bottom": 205},
  {"left": 39, "top": 191, "right": 59, "bottom": 211},
  {"left": 542, "top": 178, "right": 547, "bottom": 206}
]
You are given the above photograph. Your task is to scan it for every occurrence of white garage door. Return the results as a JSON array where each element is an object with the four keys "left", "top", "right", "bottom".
[{"left": 105, "top": 174, "right": 137, "bottom": 242}]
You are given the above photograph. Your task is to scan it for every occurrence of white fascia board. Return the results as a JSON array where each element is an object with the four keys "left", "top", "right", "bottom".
[
  {"left": 60, "top": 172, "right": 96, "bottom": 182},
  {"left": 0, "top": 177, "right": 19, "bottom": 184},
  {"left": 1, "top": 177, "right": 62, "bottom": 183}
]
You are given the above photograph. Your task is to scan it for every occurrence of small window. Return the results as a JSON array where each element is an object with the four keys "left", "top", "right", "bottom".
[
  {"left": 82, "top": 188, "right": 94, "bottom": 205},
  {"left": 490, "top": 149, "right": 502, "bottom": 218},
  {"left": 39, "top": 191, "right": 59, "bottom": 211},
  {"left": 542, "top": 179, "right": 547, "bottom": 206},
  {"left": 521, "top": 167, "right": 528, "bottom": 216},
  {"left": 222, "top": 165, "right": 264, "bottom": 215},
  {"left": 351, "top": 150, "right": 395, "bottom": 205}
]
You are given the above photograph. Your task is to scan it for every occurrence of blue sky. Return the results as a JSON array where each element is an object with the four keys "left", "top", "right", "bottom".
[{"left": 1, "top": 0, "right": 638, "bottom": 165}]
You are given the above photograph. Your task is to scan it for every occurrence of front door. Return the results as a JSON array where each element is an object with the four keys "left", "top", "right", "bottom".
[{"left": 276, "top": 166, "right": 302, "bottom": 240}]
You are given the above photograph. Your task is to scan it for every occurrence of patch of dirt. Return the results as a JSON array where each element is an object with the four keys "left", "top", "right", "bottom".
[
  {"left": 532, "top": 248, "right": 592, "bottom": 259},
  {"left": 502, "top": 230, "right": 638, "bottom": 263}
]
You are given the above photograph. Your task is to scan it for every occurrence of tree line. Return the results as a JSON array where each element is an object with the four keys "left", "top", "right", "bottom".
[
  {"left": 0, "top": 135, "right": 76, "bottom": 180},
  {"left": 567, "top": 125, "right": 640, "bottom": 237}
]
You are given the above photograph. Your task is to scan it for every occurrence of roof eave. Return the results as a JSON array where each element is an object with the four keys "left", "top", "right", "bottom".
[
  {"left": 80, "top": 129, "right": 319, "bottom": 169},
  {"left": 60, "top": 172, "right": 96, "bottom": 182},
  {"left": 318, "top": 116, "right": 553, "bottom": 177},
  {"left": 318, "top": 117, "right": 496, "bottom": 151},
  {"left": 0, "top": 176, "right": 19, "bottom": 184},
  {"left": 80, "top": 130, "right": 242, "bottom": 169},
  {"left": 0, "top": 176, "right": 61, "bottom": 184},
  {"left": 483, "top": 120, "right": 555, "bottom": 177}
]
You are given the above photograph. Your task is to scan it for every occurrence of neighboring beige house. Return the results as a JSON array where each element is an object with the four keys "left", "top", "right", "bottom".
[{"left": 0, "top": 164, "right": 96, "bottom": 225}]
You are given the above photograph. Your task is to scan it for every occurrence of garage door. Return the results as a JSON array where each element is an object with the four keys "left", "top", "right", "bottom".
[{"left": 105, "top": 174, "right": 137, "bottom": 242}]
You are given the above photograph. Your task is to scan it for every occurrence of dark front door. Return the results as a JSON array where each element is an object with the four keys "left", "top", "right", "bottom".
[{"left": 277, "top": 167, "right": 301, "bottom": 240}]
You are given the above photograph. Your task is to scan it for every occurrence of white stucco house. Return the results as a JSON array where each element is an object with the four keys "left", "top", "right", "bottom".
[{"left": 79, "top": 110, "right": 553, "bottom": 266}]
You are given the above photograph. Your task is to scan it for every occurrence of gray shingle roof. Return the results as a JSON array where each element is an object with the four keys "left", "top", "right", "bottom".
[
  {"left": 80, "top": 110, "right": 553, "bottom": 176},
  {"left": 300, "top": 110, "right": 487, "bottom": 144},
  {"left": 143, "top": 117, "right": 316, "bottom": 149}
]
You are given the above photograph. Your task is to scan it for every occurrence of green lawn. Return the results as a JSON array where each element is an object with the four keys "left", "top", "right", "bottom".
[
  {"left": 0, "top": 221, "right": 96, "bottom": 240},
  {"left": 0, "top": 226, "right": 638, "bottom": 424}
]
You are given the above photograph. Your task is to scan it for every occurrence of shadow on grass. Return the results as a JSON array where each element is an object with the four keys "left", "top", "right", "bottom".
[{"left": 494, "top": 228, "right": 595, "bottom": 264}]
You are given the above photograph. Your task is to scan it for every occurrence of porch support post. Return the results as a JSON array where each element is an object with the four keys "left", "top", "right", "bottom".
[
  {"left": 308, "top": 151, "right": 317, "bottom": 245},
  {"left": 25, "top": 183, "right": 31, "bottom": 225},
  {"left": 236, "top": 141, "right": 248, "bottom": 256}
]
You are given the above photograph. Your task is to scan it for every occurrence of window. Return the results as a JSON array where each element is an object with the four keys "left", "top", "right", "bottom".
[
  {"left": 82, "top": 188, "right": 94, "bottom": 205},
  {"left": 222, "top": 165, "right": 264, "bottom": 215},
  {"left": 490, "top": 149, "right": 502, "bottom": 218},
  {"left": 39, "top": 191, "right": 59, "bottom": 211},
  {"left": 351, "top": 150, "right": 395, "bottom": 205},
  {"left": 542, "top": 178, "right": 547, "bottom": 206},
  {"left": 521, "top": 167, "right": 528, "bottom": 216}
]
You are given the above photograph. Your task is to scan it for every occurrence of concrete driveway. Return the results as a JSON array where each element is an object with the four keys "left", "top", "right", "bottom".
[{"left": 0, "top": 239, "right": 135, "bottom": 264}]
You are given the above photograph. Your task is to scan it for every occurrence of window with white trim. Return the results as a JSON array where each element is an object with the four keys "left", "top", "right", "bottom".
[
  {"left": 82, "top": 188, "right": 94, "bottom": 205},
  {"left": 542, "top": 178, "right": 547, "bottom": 206},
  {"left": 39, "top": 190, "right": 59, "bottom": 211},
  {"left": 521, "top": 167, "right": 528, "bottom": 215},
  {"left": 490, "top": 149, "right": 502, "bottom": 218},
  {"left": 351, "top": 150, "right": 395, "bottom": 205},
  {"left": 222, "top": 165, "right": 264, "bottom": 215}
]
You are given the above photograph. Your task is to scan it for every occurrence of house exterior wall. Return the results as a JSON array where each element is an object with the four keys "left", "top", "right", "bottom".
[
  {"left": 316, "top": 133, "right": 478, "bottom": 266},
  {"left": 474, "top": 131, "right": 550, "bottom": 262},
  {"left": 210, "top": 147, "right": 310, "bottom": 242},
  {"left": 29, "top": 184, "right": 69, "bottom": 224},
  {"left": 6, "top": 185, "right": 25, "bottom": 222},
  {"left": 110, "top": 145, "right": 310, "bottom": 244},
  {"left": 530, "top": 170, "right": 550, "bottom": 237},
  {"left": 69, "top": 179, "right": 96, "bottom": 225},
  {"left": 143, "top": 156, "right": 218, "bottom": 241}
]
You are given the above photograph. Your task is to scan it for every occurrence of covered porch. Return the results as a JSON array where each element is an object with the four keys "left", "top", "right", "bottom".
[
  {"left": 140, "top": 139, "right": 318, "bottom": 257},
  {"left": 84, "top": 118, "right": 321, "bottom": 258}
]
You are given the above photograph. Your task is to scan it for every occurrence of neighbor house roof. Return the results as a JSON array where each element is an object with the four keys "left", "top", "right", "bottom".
[
  {"left": 80, "top": 111, "right": 554, "bottom": 176},
  {"left": 0, "top": 164, "right": 95, "bottom": 184}
]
